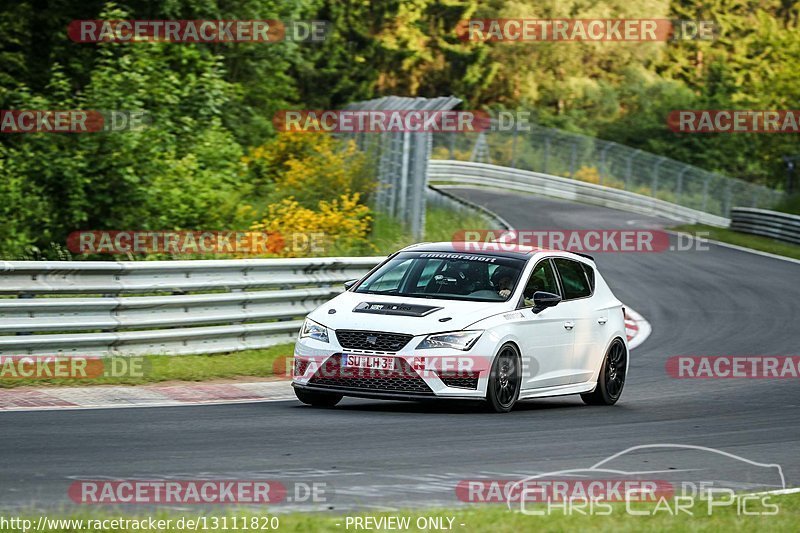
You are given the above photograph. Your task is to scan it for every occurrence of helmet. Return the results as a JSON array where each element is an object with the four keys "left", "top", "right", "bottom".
[{"left": 491, "top": 265, "right": 518, "bottom": 287}]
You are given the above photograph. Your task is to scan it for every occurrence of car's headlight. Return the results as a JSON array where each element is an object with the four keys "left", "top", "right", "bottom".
[
  {"left": 416, "top": 330, "right": 483, "bottom": 351},
  {"left": 299, "top": 318, "right": 329, "bottom": 343}
]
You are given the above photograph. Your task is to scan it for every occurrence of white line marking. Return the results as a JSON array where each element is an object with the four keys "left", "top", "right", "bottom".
[
  {"left": 752, "top": 487, "right": 800, "bottom": 496},
  {"left": 667, "top": 230, "right": 800, "bottom": 266}
]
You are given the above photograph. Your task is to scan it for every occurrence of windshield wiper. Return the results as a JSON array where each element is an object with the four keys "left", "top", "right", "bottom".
[{"left": 358, "top": 289, "right": 400, "bottom": 295}]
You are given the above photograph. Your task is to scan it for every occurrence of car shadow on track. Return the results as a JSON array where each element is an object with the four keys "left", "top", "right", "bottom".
[{"left": 293, "top": 398, "right": 590, "bottom": 415}]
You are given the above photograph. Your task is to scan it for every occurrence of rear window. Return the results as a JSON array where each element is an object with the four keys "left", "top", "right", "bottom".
[
  {"left": 553, "top": 258, "right": 592, "bottom": 300},
  {"left": 582, "top": 263, "right": 595, "bottom": 292}
]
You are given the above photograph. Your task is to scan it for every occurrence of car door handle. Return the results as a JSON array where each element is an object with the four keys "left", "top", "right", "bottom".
[
  {"left": 563, "top": 321, "right": 575, "bottom": 330},
  {"left": 597, "top": 316, "right": 608, "bottom": 325}
]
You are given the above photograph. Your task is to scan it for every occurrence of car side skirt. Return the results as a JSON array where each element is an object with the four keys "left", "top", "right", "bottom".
[{"left": 518, "top": 381, "right": 596, "bottom": 399}]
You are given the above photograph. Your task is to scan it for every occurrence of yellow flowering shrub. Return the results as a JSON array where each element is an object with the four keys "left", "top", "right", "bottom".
[
  {"left": 572, "top": 165, "right": 627, "bottom": 189},
  {"left": 241, "top": 130, "right": 378, "bottom": 257},
  {"left": 573, "top": 165, "right": 602, "bottom": 184},
  {"left": 249, "top": 193, "right": 374, "bottom": 257},
  {"left": 243, "top": 132, "right": 374, "bottom": 208},
  {"left": 431, "top": 145, "right": 473, "bottom": 162}
]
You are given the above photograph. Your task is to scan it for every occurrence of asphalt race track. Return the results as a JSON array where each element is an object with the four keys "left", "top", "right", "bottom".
[{"left": 1, "top": 188, "right": 798, "bottom": 513}]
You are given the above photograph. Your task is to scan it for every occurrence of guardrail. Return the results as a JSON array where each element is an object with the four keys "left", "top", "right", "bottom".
[
  {"left": 427, "top": 160, "right": 731, "bottom": 227},
  {"left": 426, "top": 186, "right": 512, "bottom": 231},
  {"left": 432, "top": 124, "right": 784, "bottom": 218},
  {"left": 730, "top": 208, "right": 800, "bottom": 245},
  {"left": 0, "top": 258, "right": 382, "bottom": 357}
]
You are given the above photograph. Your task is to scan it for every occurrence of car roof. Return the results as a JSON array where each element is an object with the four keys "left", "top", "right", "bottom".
[{"left": 398, "top": 242, "right": 595, "bottom": 263}]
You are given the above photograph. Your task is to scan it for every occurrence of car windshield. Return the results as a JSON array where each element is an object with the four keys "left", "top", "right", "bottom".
[{"left": 355, "top": 252, "right": 526, "bottom": 302}]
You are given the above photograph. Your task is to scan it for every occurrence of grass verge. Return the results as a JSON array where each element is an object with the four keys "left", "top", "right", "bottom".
[
  {"left": 368, "top": 206, "right": 491, "bottom": 255},
  {"left": 5, "top": 492, "right": 799, "bottom": 532},
  {"left": 671, "top": 224, "right": 800, "bottom": 261},
  {"left": 0, "top": 344, "right": 294, "bottom": 389}
]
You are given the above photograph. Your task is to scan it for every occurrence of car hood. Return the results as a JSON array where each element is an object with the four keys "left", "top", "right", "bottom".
[{"left": 308, "top": 291, "right": 512, "bottom": 336}]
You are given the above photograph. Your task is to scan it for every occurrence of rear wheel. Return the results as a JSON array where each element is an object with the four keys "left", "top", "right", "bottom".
[
  {"left": 581, "top": 338, "right": 627, "bottom": 406},
  {"left": 294, "top": 388, "right": 343, "bottom": 407},
  {"left": 486, "top": 344, "right": 521, "bottom": 413}
]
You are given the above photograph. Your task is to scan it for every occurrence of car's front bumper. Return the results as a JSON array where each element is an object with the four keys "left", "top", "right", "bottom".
[
  {"left": 292, "top": 331, "right": 502, "bottom": 400},
  {"left": 291, "top": 382, "right": 484, "bottom": 402}
]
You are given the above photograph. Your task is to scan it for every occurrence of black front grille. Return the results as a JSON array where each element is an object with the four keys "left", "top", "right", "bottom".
[
  {"left": 335, "top": 330, "right": 413, "bottom": 352},
  {"left": 438, "top": 372, "right": 480, "bottom": 390},
  {"left": 309, "top": 355, "right": 434, "bottom": 395},
  {"left": 294, "top": 359, "right": 309, "bottom": 377}
]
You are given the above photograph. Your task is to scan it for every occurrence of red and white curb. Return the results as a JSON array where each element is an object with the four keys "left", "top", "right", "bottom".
[
  {"left": 625, "top": 305, "right": 651, "bottom": 350},
  {"left": 0, "top": 307, "right": 651, "bottom": 413},
  {"left": 0, "top": 380, "right": 295, "bottom": 413}
]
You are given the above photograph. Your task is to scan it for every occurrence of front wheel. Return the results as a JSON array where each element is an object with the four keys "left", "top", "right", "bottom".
[
  {"left": 486, "top": 344, "right": 521, "bottom": 413},
  {"left": 294, "top": 388, "right": 343, "bottom": 407},
  {"left": 581, "top": 338, "right": 627, "bottom": 406}
]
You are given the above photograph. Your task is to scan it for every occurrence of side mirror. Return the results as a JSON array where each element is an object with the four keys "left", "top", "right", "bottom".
[
  {"left": 343, "top": 279, "right": 358, "bottom": 290},
  {"left": 532, "top": 291, "right": 561, "bottom": 314}
]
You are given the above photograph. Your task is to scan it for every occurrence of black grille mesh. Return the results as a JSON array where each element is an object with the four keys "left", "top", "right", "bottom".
[
  {"left": 438, "top": 372, "right": 480, "bottom": 390},
  {"left": 294, "top": 359, "right": 309, "bottom": 377},
  {"left": 309, "top": 354, "right": 433, "bottom": 395},
  {"left": 335, "top": 330, "right": 413, "bottom": 352}
]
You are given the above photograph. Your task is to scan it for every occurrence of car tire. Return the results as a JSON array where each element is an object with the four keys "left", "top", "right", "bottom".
[
  {"left": 581, "top": 338, "right": 627, "bottom": 406},
  {"left": 485, "top": 344, "right": 521, "bottom": 413},
  {"left": 294, "top": 388, "right": 343, "bottom": 407}
]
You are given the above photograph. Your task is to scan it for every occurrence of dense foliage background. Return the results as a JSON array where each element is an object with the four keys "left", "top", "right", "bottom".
[{"left": 1, "top": 0, "right": 798, "bottom": 258}]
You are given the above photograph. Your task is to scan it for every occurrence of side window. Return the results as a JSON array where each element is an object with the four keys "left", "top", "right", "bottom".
[
  {"left": 522, "top": 259, "right": 560, "bottom": 307},
  {"left": 553, "top": 258, "right": 592, "bottom": 300}
]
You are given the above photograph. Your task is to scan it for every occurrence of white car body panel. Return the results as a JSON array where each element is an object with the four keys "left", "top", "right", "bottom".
[{"left": 293, "top": 246, "right": 629, "bottom": 403}]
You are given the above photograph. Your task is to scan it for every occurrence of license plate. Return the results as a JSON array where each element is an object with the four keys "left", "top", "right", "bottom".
[{"left": 343, "top": 354, "right": 395, "bottom": 370}]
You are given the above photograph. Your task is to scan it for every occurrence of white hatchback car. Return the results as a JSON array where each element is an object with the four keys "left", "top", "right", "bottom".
[{"left": 292, "top": 242, "right": 628, "bottom": 412}]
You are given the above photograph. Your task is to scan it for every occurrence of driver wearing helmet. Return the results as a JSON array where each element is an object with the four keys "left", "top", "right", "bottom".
[{"left": 491, "top": 266, "right": 516, "bottom": 299}]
